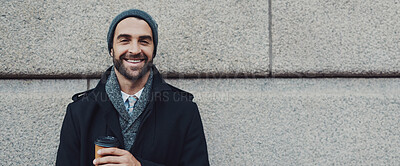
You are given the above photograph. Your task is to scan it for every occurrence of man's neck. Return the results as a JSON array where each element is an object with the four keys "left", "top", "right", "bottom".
[{"left": 114, "top": 69, "right": 150, "bottom": 95}]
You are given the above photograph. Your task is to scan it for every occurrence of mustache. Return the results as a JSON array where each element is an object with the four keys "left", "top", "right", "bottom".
[{"left": 120, "top": 52, "right": 148, "bottom": 60}]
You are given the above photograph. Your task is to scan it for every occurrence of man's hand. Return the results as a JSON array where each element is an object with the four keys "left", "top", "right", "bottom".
[{"left": 93, "top": 147, "right": 141, "bottom": 166}]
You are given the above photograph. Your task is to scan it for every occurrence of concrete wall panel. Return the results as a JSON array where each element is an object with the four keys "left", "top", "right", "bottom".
[
  {"left": 6, "top": 78, "right": 398, "bottom": 165},
  {"left": 0, "top": 80, "right": 86, "bottom": 165},
  {"left": 0, "top": 0, "right": 269, "bottom": 78},
  {"left": 168, "top": 78, "right": 400, "bottom": 165},
  {"left": 272, "top": 0, "right": 400, "bottom": 77}
]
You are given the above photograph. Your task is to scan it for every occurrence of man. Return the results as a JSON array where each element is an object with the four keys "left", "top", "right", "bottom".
[{"left": 56, "top": 9, "right": 209, "bottom": 166}]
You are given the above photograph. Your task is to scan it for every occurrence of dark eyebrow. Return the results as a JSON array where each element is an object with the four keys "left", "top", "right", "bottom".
[
  {"left": 116, "top": 34, "right": 131, "bottom": 40},
  {"left": 139, "top": 35, "right": 152, "bottom": 41}
]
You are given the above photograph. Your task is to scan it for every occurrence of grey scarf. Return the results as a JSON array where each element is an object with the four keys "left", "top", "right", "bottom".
[{"left": 105, "top": 67, "right": 153, "bottom": 150}]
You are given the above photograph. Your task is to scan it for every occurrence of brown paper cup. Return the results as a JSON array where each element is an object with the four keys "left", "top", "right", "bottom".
[{"left": 94, "top": 136, "right": 119, "bottom": 159}]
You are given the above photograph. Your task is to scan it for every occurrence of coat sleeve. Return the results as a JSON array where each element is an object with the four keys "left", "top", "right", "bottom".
[
  {"left": 179, "top": 103, "right": 210, "bottom": 166},
  {"left": 56, "top": 104, "right": 81, "bottom": 166}
]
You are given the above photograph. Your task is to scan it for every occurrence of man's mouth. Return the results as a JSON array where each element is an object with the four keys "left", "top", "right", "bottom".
[
  {"left": 126, "top": 59, "right": 144, "bottom": 63},
  {"left": 121, "top": 53, "right": 147, "bottom": 65}
]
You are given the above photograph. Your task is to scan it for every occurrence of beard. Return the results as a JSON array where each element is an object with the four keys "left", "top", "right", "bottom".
[{"left": 112, "top": 52, "right": 153, "bottom": 81}]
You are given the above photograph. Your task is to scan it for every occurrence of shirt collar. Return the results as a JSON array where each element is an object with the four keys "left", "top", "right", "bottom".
[{"left": 121, "top": 88, "right": 144, "bottom": 102}]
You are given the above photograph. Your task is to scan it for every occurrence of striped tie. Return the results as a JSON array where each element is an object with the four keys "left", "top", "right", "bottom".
[{"left": 127, "top": 95, "right": 138, "bottom": 116}]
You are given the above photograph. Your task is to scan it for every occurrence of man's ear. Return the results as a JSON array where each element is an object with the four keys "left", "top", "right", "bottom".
[{"left": 110, "top": 49, "right": 114, "bottom": 57}]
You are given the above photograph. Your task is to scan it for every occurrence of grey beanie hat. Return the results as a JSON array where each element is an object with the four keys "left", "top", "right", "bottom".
[{"left": 107, "top": 9, "right": 158, "bottom": 57}]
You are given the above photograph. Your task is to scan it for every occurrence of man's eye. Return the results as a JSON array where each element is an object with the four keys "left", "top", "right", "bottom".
[
  {"left": 118, "top": 38, "right": 129, "bottom": 43},
  {"left": 140, "top": 40, "right": 149, "bottom": 44}
]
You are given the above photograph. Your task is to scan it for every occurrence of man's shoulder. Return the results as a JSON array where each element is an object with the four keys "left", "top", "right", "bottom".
[
  {"left": 71, "top": 89, "right": 95, "bottom": 102},
  {"left": 66, "top": 88, "right": 105, "bottom": 115},
  {"left": 68, "top": 88, "right": 102, "bottom": 107},
  {"left": 156, "top": 84, "right": 200, "bottom": 117},
  {"left": 164, "top": 83, "right": 195, "bottom": 102}
]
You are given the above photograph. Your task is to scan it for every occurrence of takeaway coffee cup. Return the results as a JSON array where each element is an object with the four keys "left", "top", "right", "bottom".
[{"left": 94, "top": 136, "right": 119, "bottom": 159}]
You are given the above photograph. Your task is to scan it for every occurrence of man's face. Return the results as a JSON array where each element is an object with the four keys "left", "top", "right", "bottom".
[{"left": 111, "top": 17, "right": 154, "bottom": 81}]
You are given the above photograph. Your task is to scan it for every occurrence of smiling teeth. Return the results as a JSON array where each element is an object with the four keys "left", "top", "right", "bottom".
[{"left": 127, "top": 60, "right": 141, "bottom": 63}]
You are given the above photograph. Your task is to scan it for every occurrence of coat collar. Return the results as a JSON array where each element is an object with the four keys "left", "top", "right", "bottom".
[
  {"left": 150, "top": 65, "right": 171, "bottom": 92},
  {"left": 88, "top": 65, "right": 170, "bottom": 149}
]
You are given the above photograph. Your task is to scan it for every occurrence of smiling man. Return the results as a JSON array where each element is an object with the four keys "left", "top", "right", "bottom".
[{"left": 56, "top": 9, "right": 209, "bottom": 166}]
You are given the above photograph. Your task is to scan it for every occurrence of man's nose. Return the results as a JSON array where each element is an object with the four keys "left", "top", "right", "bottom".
[{"left": 128, "top": 42, "right": 141, "bottom": 54}]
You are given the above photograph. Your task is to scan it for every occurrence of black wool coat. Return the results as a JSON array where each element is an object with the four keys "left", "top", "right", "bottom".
[{"left": 56, "top": 67, "right": 209, "bottom": 166}]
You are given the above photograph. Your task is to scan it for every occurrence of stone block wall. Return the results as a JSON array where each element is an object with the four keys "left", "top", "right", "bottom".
[{"left": 1, "top": 0, "right": 399, "bottom": 165}]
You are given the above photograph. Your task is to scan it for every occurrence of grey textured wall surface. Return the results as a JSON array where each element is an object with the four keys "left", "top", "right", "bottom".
[
  {"left": 1, "top": 79, "right": 399, "bottom": 165},
  {"left": 1, "top": 0, "right": 269, "bottom": 78},
  {"left": 0, "top": 80, "right": 86, "bottom": 165},
  {"left": 273, "top": 0, "right": 400, "bottom": 77},
  {"left": 1, "top": 0, "right": 400, "bottom": 165},
  {"left": 168, "top": 78, "right": 400, "bottom": 165}
]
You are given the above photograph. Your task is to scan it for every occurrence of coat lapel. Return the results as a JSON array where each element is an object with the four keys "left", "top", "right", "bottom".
[
  {"left": 90, "top": 67, "right": 125, "bottom": 149},
  {"left": 101, "top": 99, "right": 125, "bottom": 149},
  {"left": 152, "top": 66, "right": 171, "bottom": 92}
]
